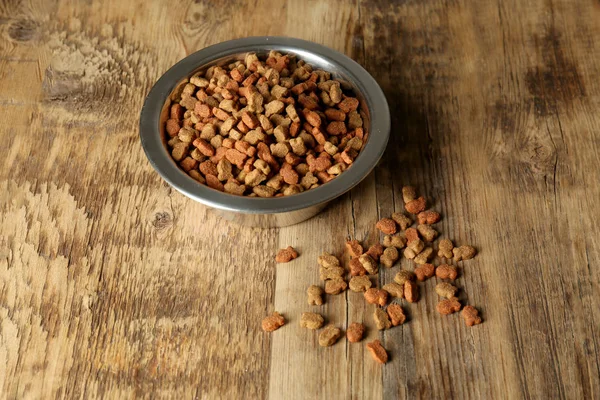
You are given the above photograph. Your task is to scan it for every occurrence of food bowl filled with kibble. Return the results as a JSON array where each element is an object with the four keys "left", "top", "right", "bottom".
[{"left": 140, "top": 37, "right": 390, "bottom": 227}]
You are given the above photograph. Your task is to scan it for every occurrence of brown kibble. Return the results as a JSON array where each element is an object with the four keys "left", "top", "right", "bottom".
[
  {"left": 166, "top": 119, "right": 181, "bottom": 136},
  {"left": 376, "top": 218, "right": 397, "bottom": 234},
  {"left": 325, "top": 108, "right": 346, "bottom": 121},
  {"left": 262, "top": 312, "right": 285, "bottom": 332},
  {"left": 402, "top": 186, "right": 416, "bottom": 203},
  {"left": 320, "top": 265, "right": 345, "bottom": 281},
  {"left": 358, "top": 254, "right": 378, "bottom": 274},
  {"left": 436, "top": 264, "right": 458, "bottom": 280},
  {"left": 417, "top": 225, "right": 438, "bottom": 242},
  {"left": 403, "top": 247, "right": 417, "bottom": 260},
  {"left": 325, "top": 277, "right": 348, "bottom": 295},
  {"left": 364, "top": 288, "right": 388, "bottom": 306},
  {"left": 414, "top": 247, "right": 433, "bottom": 264},
  {"left": 346, "top": 240, "right": 364, "bottom": 257},
  {"left": 338, "top": 97, "right": 359, "bottom": 113},
  {"left": 307, "top": 285, "right": 324, "bottom": 306},
  {"left": 366, "top": 243, "right": 385, "bottom": 261},
  {"left": 417, "top": 210, "right": 441, "bottom": 225},
  {"left": 437, "top": 298, "right": 462, "bottom": 315},
  {"left": 435, "top": 282, "right": 458, "bottom": 299},
  {"left": 206, "top": 174, "right": 224, "bottom": 191},
  {"left": 276, "top": 246, "right": 299, "bottom": 263},
  {"left": 318, "top": 252, "right": 340, "bottom": 268},
  {"left": 404, "top": 280, "right": 419, "bottom": 303},
  {"left": 405, "top": 196, "right": 426, "bottom": 214},
  {"left": 349, "top": 275, "right": 372, "bottom": 292},
  {"left": 453, "top": 245, "right": 477, "bottom": 261},
  {"left": 349, "top": 258, "right": 367, "bottom": 276},
  {"left": 383, "top": 234, "right": 406, "bottom": 249},
  {"left": 462, "top": 305, "right": 483, "bottom": 326},
  {"left": 373, "top": 308, "right": 392, "bottom": 330},
  {"left": 391, "top": 212, "right": 412, "bottom": 230},
  {"left": 300, "top": 312, "right": 324, "bottom": 330},
  {"left": 414, "top": 263, "right": 435, "bottom": 281},
  {"left": 382, "top": 282, "right": 404, "bottom": 299},
  {"left": 387, "top": 304, "right": 406, "bottom": 326},
  {"left": 380, "top": 247, "right": 400, "bottom": 268},
  {"left": 366, "top": 340, "right": 388, "bottom": 364},
  {"left": 347, "top": 322, "right": 365, "bottom": 343},
  {"left": 405, "top": 228, "right": 419, "bottom": 243},
  {"left": 407, "top": 239, "right": 425, "bottom": 255},
  {"left": 438, "top": 239, "right": 454, "bottom": 259},
  {"left": 319, "top": 325, "right": 343, "bottom": 347},
  {"left": 179, "top": 157, "right": 198, "bottom": 172},
  {"left": 394, "top": 270, "right": 415, "bottom": 285}
]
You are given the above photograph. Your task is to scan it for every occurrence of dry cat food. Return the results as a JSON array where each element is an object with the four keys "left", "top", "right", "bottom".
[
  {"left": 366, "top": 340, "right": 388, "bottom": 364},
  {"left": 261, "top": 311, "right": 285, "bottom": 332},
  {"left": 165, "top": 50, "right": 368, "bottom": 196},
  {"left": 275, "top": 246, "right": 298, "bottom": 263},
  {"left": 266, "top": 184, "right": 484, "bottom": 366}
]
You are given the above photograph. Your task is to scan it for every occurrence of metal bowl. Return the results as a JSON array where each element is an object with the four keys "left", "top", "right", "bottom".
[{"left": 140, "top": 37, "right": 390, "bottom": 227}]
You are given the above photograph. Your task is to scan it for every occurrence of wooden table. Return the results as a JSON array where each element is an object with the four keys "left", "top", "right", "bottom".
[{"left": 1, "top": 0, "right": 599, "bottom": 398}]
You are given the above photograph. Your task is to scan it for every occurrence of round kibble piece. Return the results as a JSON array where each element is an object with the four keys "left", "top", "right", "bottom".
[{"left": 347, "top": 322, "right": 366, "bottom": 343}]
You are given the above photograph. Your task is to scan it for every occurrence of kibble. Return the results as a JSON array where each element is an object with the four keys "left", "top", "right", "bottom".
[
  {"left": 319, "top": 324, "right": 343, "bottom": 346},
  {"left": 387, "top": 304, "right": 406, "bottom": 326},
  {"left": 367, "top": 340, "right": 388, "bottom": 364},
  {"left": 374, "top": 308, "right": 392, "bottom": 330},
  {"left": 262, "top": 312, "right": 285, "bottom": 332},
  {"left": 462, "top": 305, "right": 482, "bottom": 326},
  {"left": 300, "top": 312, "right": 325, "bottom": 330},
  {"left": 275, "top": 246, "right": 298, "bottom": 263},
  {"left": 347, "top": 322, "right": 366, "bottom": 343}
]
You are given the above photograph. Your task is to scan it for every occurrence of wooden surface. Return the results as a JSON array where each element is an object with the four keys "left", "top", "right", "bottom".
[{"left": 1, "top": 0, "right": 599, "bottom": 398}]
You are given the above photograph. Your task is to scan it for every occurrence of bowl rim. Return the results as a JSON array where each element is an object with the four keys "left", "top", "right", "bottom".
[{"left": 140, "top": 36, "right": 390, "bottom": 214}]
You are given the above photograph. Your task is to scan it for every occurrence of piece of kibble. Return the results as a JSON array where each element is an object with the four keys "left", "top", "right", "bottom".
[
  {"left": 300, "top": 312, "right": 325, "bottom": 330},
  {"left": 402, "top": 186, "right": 417, "bottom": 204},
  {"left": 346, "top": 239, "right": 364, "bottom": 257},
  {"left": 437, "top": 298, "right": 462, "bottom": 315},
  {"left": 417, "top": 225, "right": 438, "bottom": 242},
  {"left": 436, "top": 264, "right": 458, "bottom": 280},
  {"left": 380, "top": 247, "right": 400, "bottom": 268},
  {"left": 349, "top": 275, "right": 372, "bottom": 292},
  {"left": 462, "top": 305, "right": 482, "bottom": 326},
  {"left": 347, "top": 322, "right": 366, "bottom": 343},
  {"left": 417, "top": 210, "right": 441, "bottom": 225},
  {"left": 404, "top": 281, "right": 419, "bottom": 303},
  {"left": 275, "top": 246, "right": 299, "bottom": 263},
  {"left": 405, "top": 227, "right": 419, "bottom": 243},
  {"left": 325, "top": 277, "right": 348, "bottom": 295},
  {"left": 307, "top": 285, "right": 324, "bottom": 305},
  {"left": 407, "top": 237, "right": 425, "bottom": 253},
  {"left": 438, "top": 239, "right": 454, "bottom": 259},
  {"left": 435, "top": 282, "right": 458, "bottom": 299},
  {"left": 364, "top": 288, "right": 389, "bottom": 306},
  {"left": 387, "top": 304, "right": 406, "bottom": 326},
  {"left": 319, "top": 324, "right": 343, "bottom": 347},
  {"left": 391, "top": 212, "right": 412, "bottom": 230},
  {"left": 262, "top": 312, "right": 285, "bottom": 332},
  {"left": 453, "top": 245, "right": 477, "bottom": 261},
  {"left": 320, "top": 265, "right": 345, "bottom": 281},
  {"left": 414, "top": 247, "right": 433, "bottom": 265},
  {"left": 358, "top": 254, "right": 378, "bottom": 275},
  {"left": 405, "top": 196, "right": 426, "bottom": 214},
  {"left": 403, "top": 247, "right": 417, "bottom": 260},
  {"left": 394, "top": 270, "right": 415, "bottom": 285},
  {"left": 366, "top": 243, "right": 385, "bottom": 261},
  {"left": 318, "top": 252, "right": 340, "bottom": 268},
  {"left": 414, "top": 263, "right": 435, "bottom": 281},
  {"left": 367, "top": 340, "right": 388, "bottom": 364},
  {"left": 349, "top": 258, "right": 367, "bottom": 276},
  {"left": 374, "top": 308, "right": 392, "bottom": 330},
  {"left": 383, "top": 234, "right": 406, "bottom": 249},
  {"left": 382, "top": 282, "right": 405, "bottom": 298},
  {"left": 376, "top": 218, "right": 397, "bottom": 234}
]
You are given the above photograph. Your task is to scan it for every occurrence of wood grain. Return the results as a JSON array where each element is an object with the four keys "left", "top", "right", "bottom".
[{"left": 1, "top": 0, "right": 599, "bottom": 399}]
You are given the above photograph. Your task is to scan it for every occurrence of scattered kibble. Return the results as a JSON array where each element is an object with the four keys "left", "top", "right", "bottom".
[
  {"left": 417, "top": 210, "right": 441, "bottom": 225},
  {"left": 347, "top": 322, "right": 366, "bottom": 343},
  {"left": 275, "top": 246, "right": 299, "bottom": 263},
  {"left": 262, "top": 312, "right": 285, "bottom": 332},
  {"left": 349, "top": 275, "right": 372, "bottom": 292},
  {"left": 374, "top": 308, "right": 392, "bottom": 330},
  {"left": 376, "top": 218, "right": 397, "bottom": 234},
  {"left": 307, "top": 285, "right": 324, "bottom": 305},
  {"left": 436, "top": 264, "right": 458, "bottom": 280},
  {"left": 346, "top": 239, "right": 364, "bottom": 257},
  {"left": 404, "top": 281, "right": 419, "bottom": 303},
  {"left": 380, "top": 247, "right": 399, "bottom": 268},
  {"left": 387, "top": 304, "right": 406, "bottom": 326},
  {"left": 453, "top": 245, "right": 477, "bottom": 261},
  {"left": 437, "top": 239, "right": 454, "bottom": 259},
  {"left": 435, "top": 282, "right": 458, "bottom": 299},
  {"left": 414, "top": 263, "right": 435, "bottom": 281},
  {"left": 319, "top": 324, "right": 343, "bottom": 346},
  {"left": 300, "top": 312, "right": 325, "bottom": 330},
  {"left": 367, "top": 340, "right": 388, "bottom": 364},
  {"left": 325, "top": 277, "right": 347, "bottom": 294},
  {"left": 462, "top": 306, "right": 482, "bottom": 326},
  {"left": 382, "top": 282, "right": 404, "bottom": 298},
  {"left": 437, "top": 298, "right": 462, "bottom": 315},
  {"left": 364, "top": 288, "right": 389, "bottom": 306}
]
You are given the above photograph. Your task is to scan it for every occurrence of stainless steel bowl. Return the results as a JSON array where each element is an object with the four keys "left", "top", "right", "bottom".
[{"left": 140, "top": 37, "right": 390, "bottom": 227}]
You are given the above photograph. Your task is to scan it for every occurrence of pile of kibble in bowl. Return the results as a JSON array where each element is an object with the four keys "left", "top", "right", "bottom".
[{"left": 164, "top": 51, "right": 367, "bottom": 197}]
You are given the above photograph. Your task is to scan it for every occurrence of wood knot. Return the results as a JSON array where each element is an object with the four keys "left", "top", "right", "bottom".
[
  {"left": 152, "top": 212, "right": 173, "bottom": 231},
  {"left": 8, "top": 19, "right": 38, "bottom": 42}
]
